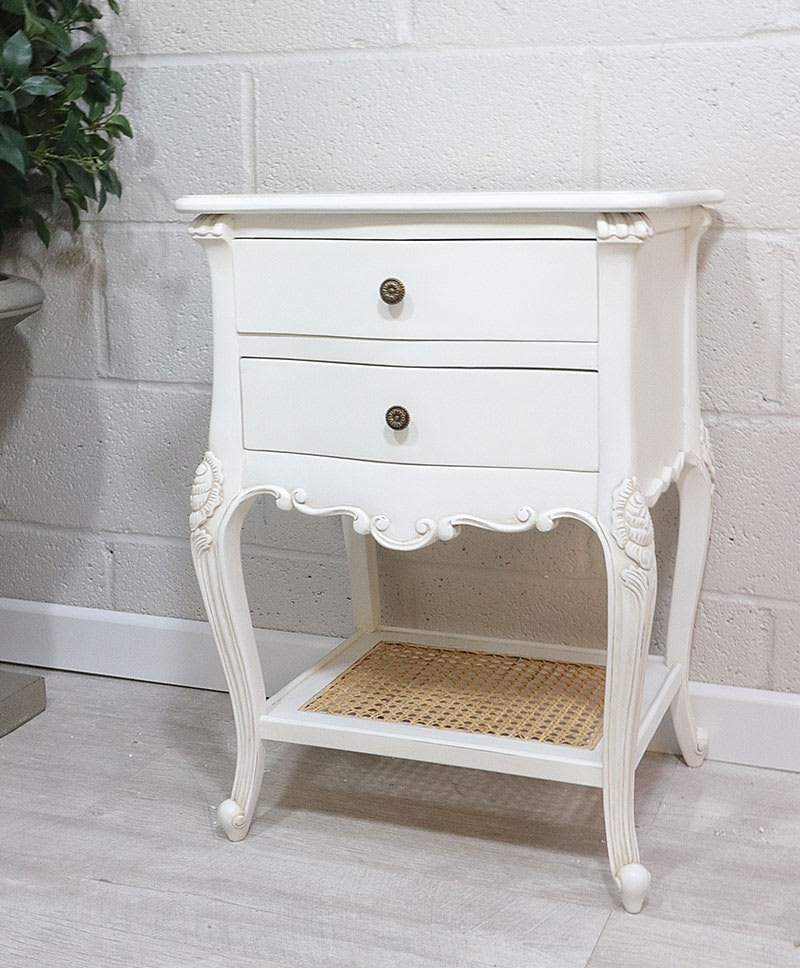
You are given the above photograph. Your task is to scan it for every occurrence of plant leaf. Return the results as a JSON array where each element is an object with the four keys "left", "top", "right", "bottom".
[
  {"left": 27, "top": 208, "right": 50, "bottom": 246},
  {"left": 64, "top": 196, "right": 81, "bottom": 229},
  {"left": 24, "top": 13, "right": 48, "bottom": 37},
  {"left": 66, "top": 35, "right": 106, "bottom": 69},
  {"left": 0, "top": 0, "right": 131, "bottom": 244},
  {"left": 0, "top": 122, "right": 29, "bottom": 154},
  {"left": 107, "top": 113, "right": 132, "bottom": 138},
  {"left": 0, "top": 180, "right": 28, "bottom": 208},
  {"left": 21, "top": 75, "right": 65, "bottom": 96},
  {"left": 42, "top": 22, "right": 72, "bottom": 53},
  {"left": 61, "top": 75, "right": 88, "bottom": 102},
  {"left": 0, "top": 0, "right": 26, "bottom": 15},
  {"left": 1, "top": 31, "right": 33, "bottom": 78},
  {"left": 63, "top": 159, "right": 96, "bottom": 200},
  {"left": 98, "top": 164, "right": 121, "bottom": 196},
  {"left": 56, "top": 109, "right": 81, "bottom": 150},
  {"left": 0, "top": 137, "right": 25, "bottom": 173}
]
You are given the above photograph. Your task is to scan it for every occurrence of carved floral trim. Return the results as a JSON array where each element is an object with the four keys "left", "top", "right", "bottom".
[
  {"left": 188, "top": 214, "right": 232, "bottom": 241},
  {"left": 597, "top": 212, "right": 653, "bottom": 243},
  {"left": 256, "top": 485, "right": 556, "bottom": 551},
  {"left": 190, "top": 451, "right": 223, "bottom": 555},
  {"left": 611, "top": 478, "right": 655, "bottom": 572}
]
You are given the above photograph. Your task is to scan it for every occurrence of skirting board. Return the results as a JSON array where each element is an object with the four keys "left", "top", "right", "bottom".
[
  {"left": 0, "top": 596, "right": 797, "bottom": 774},
  {"left": 0, "top": 597, "right": 333, "bottom": 697}
]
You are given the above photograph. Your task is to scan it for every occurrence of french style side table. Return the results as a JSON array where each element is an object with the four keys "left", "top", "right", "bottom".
[{"left": 177, "top": 191, "right": 722, "bottom": 913}]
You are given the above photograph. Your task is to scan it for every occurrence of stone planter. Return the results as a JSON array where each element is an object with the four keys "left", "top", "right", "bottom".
[
  {"left": 0, "top": 273, "right": 47, "bottom": 733},
  {"left": 0, "top": 273, "right": 44, "bottom": 337}
]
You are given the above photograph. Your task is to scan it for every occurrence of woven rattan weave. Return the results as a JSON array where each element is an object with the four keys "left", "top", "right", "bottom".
[{"left": 301, "top": 641, "right": 606, "bottom": 749}]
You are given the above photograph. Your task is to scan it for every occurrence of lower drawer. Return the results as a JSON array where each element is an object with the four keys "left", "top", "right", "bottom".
[{"left": 240, "top": 359, "right": 598, "bottom": 471}]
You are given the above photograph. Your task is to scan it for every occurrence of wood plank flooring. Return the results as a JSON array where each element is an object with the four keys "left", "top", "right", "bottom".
[{"left": 0, "top": 664, "right": 797, "bottom": 967}]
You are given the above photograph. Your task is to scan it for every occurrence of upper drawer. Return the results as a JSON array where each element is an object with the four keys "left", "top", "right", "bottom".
[
  {"left": 240, "top": 358, "right": 598, "bottom": 471},
  {"left": 232, "top": 239, "right": 597, "bottom": 342}
]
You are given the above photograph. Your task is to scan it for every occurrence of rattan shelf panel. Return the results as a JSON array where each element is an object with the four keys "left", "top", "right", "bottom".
[{"left": 301, "top": 640, "right": 606, "bottom": 750}]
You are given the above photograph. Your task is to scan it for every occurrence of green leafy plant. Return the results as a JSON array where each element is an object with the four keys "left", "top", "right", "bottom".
[{"left": 0, "top": 0, "right": 131, "bottom": 246}]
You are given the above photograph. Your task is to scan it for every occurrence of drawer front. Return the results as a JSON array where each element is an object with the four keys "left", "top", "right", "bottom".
[
  {"left": 232, "top": 240, "right": 597, "bottom": 342},
  {"left": 240, "top": 359, "right": 598, "bottom": 470}
]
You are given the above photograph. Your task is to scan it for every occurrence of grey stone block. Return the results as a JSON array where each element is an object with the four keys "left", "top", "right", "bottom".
[
  {"left": 0, "top": 670, "right": 46, "bottom": 738},
  {"left": 254, "top": 48, "right": 587, "bottom": 193},
  {"left": 0, "top": 524, "right": 109, "bottom": 609},
  {"left": 597, "top": 44, "right": 800, "bottom": 229},
  {"left": 106, "top": 0, "right": 401, "bottom": 54},
  {"left": 414, "top": 0, "right": 778, "bottom": 47},
  {"left": 108, "top": 65, "right": 247, "bottom": 222},
  {"left": 102, "top": 224, "right": 212, "bottom": 384}
]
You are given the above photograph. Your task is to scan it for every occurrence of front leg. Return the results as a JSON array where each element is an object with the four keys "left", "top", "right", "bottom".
[
  {"left": 190, "top": 452, "right": 267, "bottom": 841},
  {"left": 599, "top": 479, "right": 658, "bottom": 913}
]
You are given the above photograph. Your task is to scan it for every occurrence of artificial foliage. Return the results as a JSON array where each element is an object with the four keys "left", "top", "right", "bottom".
[{"left": 0, "top": 0, "right": 131, "bottom": 246}]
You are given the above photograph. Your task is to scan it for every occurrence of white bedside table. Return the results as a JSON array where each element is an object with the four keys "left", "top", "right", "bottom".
[{"left": 178, "top": 190, "right": 722, "bottom": 913}]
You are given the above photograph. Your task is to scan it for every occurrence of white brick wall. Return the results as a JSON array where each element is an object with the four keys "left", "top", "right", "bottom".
[{"left": 1, "top": 1, "right": 798, "bottom": 691}]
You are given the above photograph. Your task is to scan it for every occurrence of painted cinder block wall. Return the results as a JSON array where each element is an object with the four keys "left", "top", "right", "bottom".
[{"left": 0, "top": 1, "right": 796, "bottom": 691}]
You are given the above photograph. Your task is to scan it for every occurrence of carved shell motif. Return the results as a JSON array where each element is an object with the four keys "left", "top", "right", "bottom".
[
  {"left": 611, "top": 478, "right": 655, "bottom": 571},
  {"left": 190, "top": 451, "right": 223, "bottom": 535}
]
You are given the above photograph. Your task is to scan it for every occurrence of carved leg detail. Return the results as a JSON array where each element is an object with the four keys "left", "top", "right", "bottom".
[
  {"left": 600, "top": 480, "right": 658, "bottom": 913},
  {"left": 191, "top": 453, "right": 267, "bottom": 841},
  {"left": 665, "top": 457, "right": 714, "bottom": 767}
]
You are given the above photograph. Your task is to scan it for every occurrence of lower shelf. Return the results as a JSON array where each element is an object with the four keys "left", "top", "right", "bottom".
[{"left": 261, "top": 627, "right": 682, "bottom": 788}]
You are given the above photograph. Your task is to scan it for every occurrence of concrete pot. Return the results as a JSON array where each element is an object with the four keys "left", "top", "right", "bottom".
[
  {"left": 0, "top": 273, "right": 47, "bottom": 731},
  {"left": 0, "top": 273, "right": 44, "bottom": 336}
]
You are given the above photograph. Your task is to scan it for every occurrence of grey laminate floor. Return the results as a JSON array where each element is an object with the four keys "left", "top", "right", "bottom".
[{"left": 0, "top": 664, "right": 798, "bottom": 968}]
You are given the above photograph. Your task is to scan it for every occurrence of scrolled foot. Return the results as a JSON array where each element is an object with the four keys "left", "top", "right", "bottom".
[
  {"left": 217, "top": 798, "right": 249, "bottom": 842},
  {"left": 615, "top": 863, "right": 651, "bottom": 914},
  {"left": 694, "top": 726, "right": 709, "bottom": 763},
  {"left": 680, "top": 724, "right": 709, "bottom": 768}
]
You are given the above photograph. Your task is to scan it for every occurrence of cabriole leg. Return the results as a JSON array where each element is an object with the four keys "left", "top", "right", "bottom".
[
  {"left": 665, "top": 457, "right": 714, "bottom": 766},
  {"left": 599, "top": 480, "right": 658, "bottom": 913},
  {"left": 190, "top": 453, "right": 267, "bottom": 841}
]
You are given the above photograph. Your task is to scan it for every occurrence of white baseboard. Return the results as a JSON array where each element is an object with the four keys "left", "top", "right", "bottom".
[
  {"left": 648, "top": 681, "right": 800, "bottom": 774},
  {"left": 1, "top": 597, "right": 797, "bottom": 774},
  {"left": 0, "top": 597, "right": 334, "bottom": 696}
]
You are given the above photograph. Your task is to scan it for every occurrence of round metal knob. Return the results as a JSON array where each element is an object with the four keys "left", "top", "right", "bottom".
[
  {"left": 379, "top": 278, "right": 405, "bottom": 305},
  {"left": 385, "top": 405, "right": 410, "bottom": 431}
]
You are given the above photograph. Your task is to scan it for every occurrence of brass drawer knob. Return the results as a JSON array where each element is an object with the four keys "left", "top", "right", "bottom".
[
  {"left": 385, "top": 405, "right": 410, "bottom": 431},
  {"left": 379, "top": 277, "right": 405, "bottom": 305}
]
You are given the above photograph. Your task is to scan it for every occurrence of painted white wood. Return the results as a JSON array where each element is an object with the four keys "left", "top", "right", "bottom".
[
  {"left": 630, "top": 228, "right": 686, "bottom": 484},
  {"left": 240, "top": 451, "right": 599, "bottom": 549},
  {"left": 3, "top": 596, "right": 798, "bottom": 775},
  {"left": 342, "top": 525, "right": 381, "bottom": 632},
  {"left": 183, "top": 191, "right": 722, "bottom": 912},
  {"left": 636, "top": 662, "right": 682, "bottom": 764},
  {"left": 190, "top": 474, "right": 267, "bottom": 840},
  {"left": 240, "top": 359, "right": 599, "bottom": 470},
  {"left": 176, "top": 189, "right": 724, "bottom": 215},
  {"left": 596, "top": 481, "right": 658, "bottom": 913},
  {"left": 233, "top": 239, "right": 598, "bottom": 342},
  {"left": 260, "top": 627, "right": 677, "bottom": 789},
  {"left": 236, "top": 334, "right": 600, "bottom": 370},
  {"left": 665, "top": 456, "right": 715, "bottom": 766}
]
